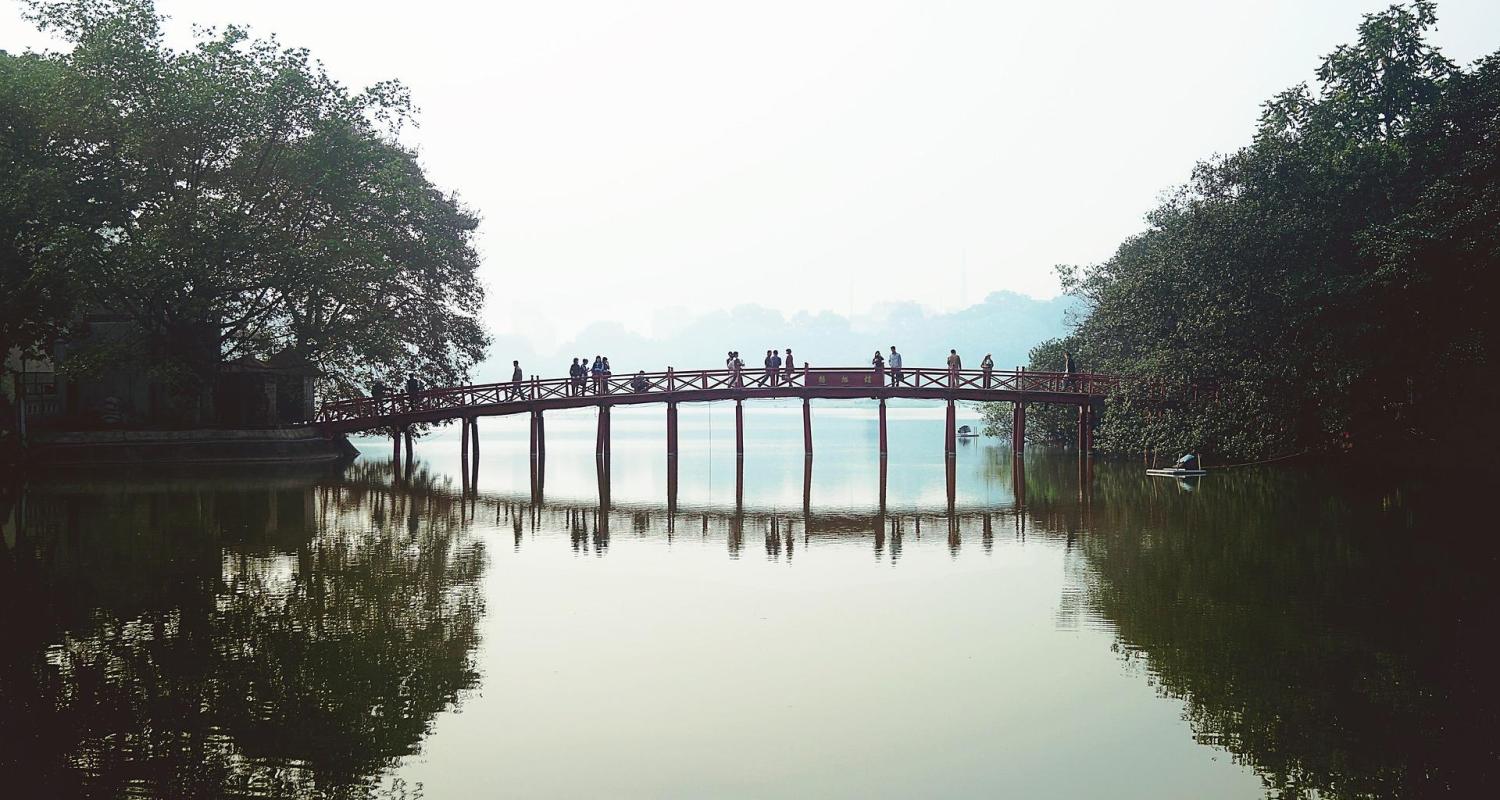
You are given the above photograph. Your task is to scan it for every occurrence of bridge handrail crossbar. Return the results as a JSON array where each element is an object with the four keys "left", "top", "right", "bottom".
[{"left": 316, "top": 366, "right": 1127, "bottom": 426}]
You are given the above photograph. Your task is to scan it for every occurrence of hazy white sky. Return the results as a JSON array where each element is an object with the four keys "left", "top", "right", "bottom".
[{"left": 6, "top": 0, "right": 1498, "bottom": 351}]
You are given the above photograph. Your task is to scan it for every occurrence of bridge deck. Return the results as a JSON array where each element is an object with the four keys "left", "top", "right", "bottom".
[{"left": 317, "top": 366, "right": 1113, "bottom": 433}]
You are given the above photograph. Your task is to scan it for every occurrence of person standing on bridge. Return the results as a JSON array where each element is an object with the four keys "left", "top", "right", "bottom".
[
  {"left": 888, "top": 346, "right": 902, "bottom": 385},
  {"left": 763, "top": 350, "right": 776, "bottom": 386},
  {"left": 871, "top": 350, "right": 885, "bottom": 381},
  {"left": 981, "top": 353, "right": 994, "bottom": 388},
  {"left": 1063, "top": 350, "right": 1077, "bottom": 390},
  {"left": 510, "top": 360, "right": 524, "bottom": 400},
  {"left": 595, "top": 356, "right": 611, "bottom": 394},
  {"left": 569, "top": 358, "right": 582, "bottom": 396},
  {"left": 784, "top": 348, "right": 795, "bottom": 381},
  {"left": 404, "top": 375, "right": 422, "bottom": 410},
  {"left": 631, "top": 370, "right": 649, "bottom": 392},
  {"left": 947, "top": 349, "right": 962, "bottom": 387}
]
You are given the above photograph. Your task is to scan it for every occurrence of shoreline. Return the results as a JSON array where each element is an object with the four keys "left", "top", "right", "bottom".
[{"left": 17, "top": 428, "right": 358, "bottom": 468}]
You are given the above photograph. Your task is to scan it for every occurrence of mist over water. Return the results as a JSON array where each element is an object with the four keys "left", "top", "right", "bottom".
[{"left": 2, "top": 403, "right": 1494, "bottom": 798}]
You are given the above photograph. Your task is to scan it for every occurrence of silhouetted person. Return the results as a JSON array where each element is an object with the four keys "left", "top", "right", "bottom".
[
  {"left": 981, "top": 353, "right": 994, "bottom": 388},
  {"left": 784, "top": 348, "right": 795, "bottom": 380},
  {"left": 872, "top": 350, "right": 885, "bottom": 381},
  {"left": 631, "top": 370, "right": 649, "bottom": 392},
  {"left": 728, "top": 351, "right": 743, "bottom": 387},
  {"left": 946, "top": 349, "right": 961, "bottom": 387},
  {"left": 769, "top": 349, "right": 782, "bottom": 385},
  {"left": 405, "top": 375, "right": 421, "bottom": 409},
  {"left": 569, "top": 358, "right": 583, "bottom": 395},
  {"left": 888, "top": 346, "right": 902, "bottom": 385},
  {"left": 510, "top": 360, "right": 523, "bottom": 400},
  {"left": 764, "top": 349, "right": 776, "bottom": 385}
]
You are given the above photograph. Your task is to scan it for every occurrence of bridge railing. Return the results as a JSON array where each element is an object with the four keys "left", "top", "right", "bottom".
[{"left": 314, "top": 366, "right": 1122, "bottom": 425}]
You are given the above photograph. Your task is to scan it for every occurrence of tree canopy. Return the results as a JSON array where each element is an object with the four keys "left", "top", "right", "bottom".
[
  {"left": 3, "top": 0, "right": 488, "bottom": 415},
  {"left": 1014, "top": 1, "right": 1498, "bottom": 463}
]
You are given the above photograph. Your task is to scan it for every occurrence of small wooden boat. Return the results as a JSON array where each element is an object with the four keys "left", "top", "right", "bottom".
[
  {"left": 956, "top": 425, "right": 979, "bottom": 438},
  {"left": 1146, "top": 468, "right": 1207, "bottom": 477}
]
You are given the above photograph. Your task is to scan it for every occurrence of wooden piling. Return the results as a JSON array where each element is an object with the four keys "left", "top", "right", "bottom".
[
  {"left": 1077, "top": 404, "right": 1088, "bottom": 453},
  {"left": 469, "top": 416, "right": 479, "bottom": 466},
  {"left": 802, "top": 455, "right": 813, "bottom": 517},
  {"left": 666, "top": 402, "right": 678, "bottom": 458},
  {"left": 735, "top": 399, "right": 744, "bottom": 458},
  {"left": 460, "top": 418, "right": 469, "bottom": 472},
  {"left": 1012, "top": 402, "right": 1026, "bottom": 456},
  {"left": 802, "top": 398, "right": 813, "bottom": 457},
  {"left": 878, "top": 397, "right": 888, "bottom": 456},
  {"left": 530, "top": 410, "right": 544, "bottom": 461},
  {"left": 595, "top": 406, "right": 610, "bottom": 458},
  {"left": 945, "top": 399, "right": 957, "bottom": 457}
]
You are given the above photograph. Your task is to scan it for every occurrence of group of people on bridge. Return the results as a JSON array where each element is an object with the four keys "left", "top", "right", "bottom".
[
  {"left": 560, "top": 356, "right": 617, "bottom": 397},
  {"left": 370, "top": 348, "right": 1082, "bottom": 407}
]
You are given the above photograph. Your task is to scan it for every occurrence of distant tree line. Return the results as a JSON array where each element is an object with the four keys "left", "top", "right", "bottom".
[
  {"left": 1003, "top": 1, "right": 1497, "bottom": 463},
  {"left": 1, "top": 0, "right": 487, "bottom": 420}
]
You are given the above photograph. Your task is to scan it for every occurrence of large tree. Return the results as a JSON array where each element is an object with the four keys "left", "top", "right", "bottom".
[
  {"left": 1012, "top": 1, "right": 1498, "bottom": 463},
  {"left": 13, "top": 0, "right": 488, "bottom": 418},
  {"left": 0, "top": 50, "right": 94, "bottom": 368}
]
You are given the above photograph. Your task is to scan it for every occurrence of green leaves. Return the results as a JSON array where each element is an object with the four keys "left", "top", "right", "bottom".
[
  {"left": 6, "top": 0, "right": 488, "bottom": 419},
  {"left": 1011, "top": 2, "right": 1498, "bottom": 462}
]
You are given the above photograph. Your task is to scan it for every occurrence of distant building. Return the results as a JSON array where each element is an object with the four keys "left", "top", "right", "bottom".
[{"left": 3, "top": 312, "right": 318, "bottom": 432}]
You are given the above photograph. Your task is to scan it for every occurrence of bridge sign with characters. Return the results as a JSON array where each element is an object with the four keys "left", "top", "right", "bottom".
[{"left": 807, "top": 369, "right": 884, "bottom": 388}]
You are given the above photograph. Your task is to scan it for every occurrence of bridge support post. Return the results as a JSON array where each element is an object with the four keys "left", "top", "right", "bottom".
[
  {"left": 530, "top": 411, "right": 545, "bottom": 461},
  {"left": 947, "top": 451, "right": 957, "bottom": 509},
  {"left": 1013, "top": 456, "right": 1027, "bottom": 514},
  {"left": 1077, "top": 404, "right": 1090, "bottom": 454},
  {"left": 596, "top": 453, "right": 610, "bottom": 510},
  {"left": 469, "top": 417, "right": 480, "bottom": 471},
  {"left": 1012, "top": 402, "right": 1026, "bottom": 457},
  {"left": 735, "top": 456, "right": 744, "bottom": 514},
  {"left": 530, "top": 449, "right": 545, "bottom": 504},
  {"left": 596, "top": 406, "right": 611, "bottom": 458},
  {"left": 878, "top": 398, "right": 888, "bottom": 456},
  {"left": 735, "top": 399, "right": 744, "bottom": 458},
  {"left": 802, "top": 398, "right": 813, "bottom": 457},
  {"left": 666, "top": 402, "right": 678, "bottom": 458},
  {"left": 1086, "top": 403, "right": 1095, "bottom": 452},
  {"left": 945, "top": 399, "right": 957, "bottom": 457},
  {"left": 404, "top": 425, "right": 414, "bottom": 475},
  {"left": 667, "top": 448, "right": 678, "bottom": 515},
  {"left": 460, "top": 417, "right": 470, "bottom": 473},
  {"left": 392, "top": 427, "right": 401, "bottom": 465},
  {"left": 802, "top": 455, "right": 813, "bottom": 517}
]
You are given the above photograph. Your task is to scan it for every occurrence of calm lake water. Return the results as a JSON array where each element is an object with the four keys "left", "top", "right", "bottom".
[{"left": 2, "top": 402, "right": 1496, "bottom": 798}]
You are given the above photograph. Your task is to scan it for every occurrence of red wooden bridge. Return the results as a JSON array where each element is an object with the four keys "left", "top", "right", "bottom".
[{"left": 316, "top": 364, "right": 1116, "bottom": 465}]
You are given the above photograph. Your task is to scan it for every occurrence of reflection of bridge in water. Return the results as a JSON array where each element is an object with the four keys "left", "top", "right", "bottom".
[{"left": 359, "top": 452, "right": 1103, "bottom": 560}]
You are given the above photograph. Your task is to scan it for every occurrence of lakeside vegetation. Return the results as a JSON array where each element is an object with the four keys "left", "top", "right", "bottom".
[
  {"left": 994, "top": 1, "right": 1498, "bottom": 464},
  {"left": 2, "top": 0, "right": 487, "bottom": 422}
]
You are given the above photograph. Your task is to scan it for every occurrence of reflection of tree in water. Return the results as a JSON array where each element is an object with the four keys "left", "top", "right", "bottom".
[
  {"left": 1018, "top": 457, "right": 1498, "bottom": 798},
  {"left": 0, "top": 462, "right": 483, "bottom": 799}
]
